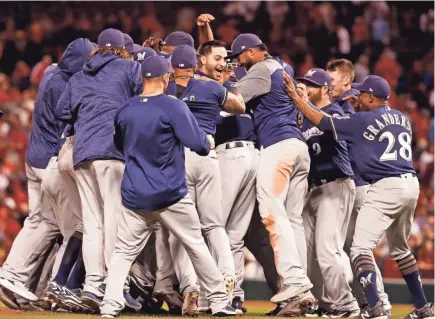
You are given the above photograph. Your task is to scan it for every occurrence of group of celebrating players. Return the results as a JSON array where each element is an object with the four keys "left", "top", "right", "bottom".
[{"left": 0, "top": 12, "right": 433, "bottom": 319}]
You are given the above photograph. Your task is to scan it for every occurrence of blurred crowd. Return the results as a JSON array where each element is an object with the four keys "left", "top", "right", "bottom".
[{"left": 0, "top": 1, "right": 433, "bottom": 279}]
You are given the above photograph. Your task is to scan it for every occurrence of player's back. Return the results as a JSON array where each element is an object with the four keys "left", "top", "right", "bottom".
[
  {"left": 115, "top": 95, "right": 189, "bottom": 212},
  {"left": 333, "top": 105, "right": 415, "bottom": 183},
  {"left": 173, "top": 78, "right": 227, "bottom": 136},
  {"left": 236, "top": 58, "right": 302, "bottom": 149}
]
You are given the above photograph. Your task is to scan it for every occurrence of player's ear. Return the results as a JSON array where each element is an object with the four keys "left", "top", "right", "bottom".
[
  {"left": 199, "top": 55, "right": 206, "bottom": 66},
  {"left": 343, "top": 75, "right": 351, "bottom": 87}
]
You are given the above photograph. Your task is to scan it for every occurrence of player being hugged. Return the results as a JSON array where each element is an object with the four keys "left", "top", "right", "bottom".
[
  {"left": 296, "top": 68, "right": 360, "bottom": 318},
  {"left": 284, "top": 73, "right": 434, "bottom": 319},
  {"left": 101, "top": 55, "right": 236, "bottom": 318}
]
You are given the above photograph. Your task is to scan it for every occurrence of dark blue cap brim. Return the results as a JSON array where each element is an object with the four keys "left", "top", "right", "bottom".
[
  {"left": 296, "top": 77, "right": 324, "bottom": 87},
  {"left": 351, "top": 83, "right": 367, "bottom": 91}
]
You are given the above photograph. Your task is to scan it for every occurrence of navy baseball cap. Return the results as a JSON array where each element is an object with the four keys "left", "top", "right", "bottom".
[
  {"left": 141, "top": 56, "right": 174, "bottom": 78},
  {"left": 352, "top": 75, "right": 391, "bottom": 99},
  {"left": 98, "top": 28, "right": 124, "bottom": 49},
  {"left": 163, "top": 31, "right": 194, "bottom": 48},
  {"left": 123, "top": 33, "right": 134, "bottom": 53},
  {"left": 297, "top": 68, "right": 331, "bottom": 88},
  {"left": 171, "top": 45, "right": 198, "bottom": 69},
  {"left": 230, "top": 33, "right": 263, "bottom": 58},
  {"left": 133, "top": 44, "right": 157, "bottom": 62}
]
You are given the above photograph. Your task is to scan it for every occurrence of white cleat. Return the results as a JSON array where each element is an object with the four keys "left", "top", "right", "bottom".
[
  {"left": 271, "top": 283, "right": 313, "bottom": 304},
  {"left": 0, "top": 277, "right": 38, "bottom": 301}
]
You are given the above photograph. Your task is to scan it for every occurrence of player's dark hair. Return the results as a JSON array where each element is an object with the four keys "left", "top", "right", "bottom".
[
  {"left": 326, "top": 59, "right": 355, "bottom": 81},
  {"left": 198, "top": 40, "right": 227, "bottom": 56},
  {"left": 91, "top": 47, "right": 130, "bottom": 60}
]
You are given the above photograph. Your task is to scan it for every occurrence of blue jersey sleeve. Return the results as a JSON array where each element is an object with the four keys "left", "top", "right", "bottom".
[
  {"left": 318, "top": 112, "right": 367, "bottom": 142},
  {"left": 212, "top": 82, "right": 228, "bottom": 108},
  {"left": 168, "top": 99, "right": 211, "bottom": 156}
]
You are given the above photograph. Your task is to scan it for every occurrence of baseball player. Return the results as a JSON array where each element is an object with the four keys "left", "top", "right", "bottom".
[
  {"left": 165, "top": 44, "right": 245, "bottom": 305},
  {"left": 229, "top": 33, "right": 314, "bottom": 315},
  {"left": 159, "top": 31, "right": 195, "bottom": 60},
  {"left": 196, "top": 39, "right": 258, "bottom": 314},
  {"left": 100, "top": 55, "right": 236, "bottom": 318},
  {"left": 0, "top": 39, "right": 95, "bottom": 304},
  {"left": 55, "top": 28, "right": 142, "bottom": 312},
  {"left": 326, "top": 59, "right": 392, "bottom": 313},
  {"left": 296, "top": 68, "right": 360, "bottom": 317},
  {"left": 284, "top": 74, "right": 434, "bottom": 319}
]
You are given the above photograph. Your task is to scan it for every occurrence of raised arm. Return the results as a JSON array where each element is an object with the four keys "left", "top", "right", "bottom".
[{"left": 197, "top": 13, "right": 215, "bottom": 46}]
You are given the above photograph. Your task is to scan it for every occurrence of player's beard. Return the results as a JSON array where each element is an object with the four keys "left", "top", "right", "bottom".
[
  {"left": 205, "top": 63, "right": 222, "bottom": 81},
  {"left": 243, "top": 58, "right": 255, "bottom": 72}
]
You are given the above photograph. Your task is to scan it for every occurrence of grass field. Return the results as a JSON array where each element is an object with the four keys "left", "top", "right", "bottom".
[{"left": 0, "top": 301, "right": 413, "bottom": 319}]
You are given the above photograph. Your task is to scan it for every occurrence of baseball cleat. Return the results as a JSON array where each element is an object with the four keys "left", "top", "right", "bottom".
[
  {"left": 321, "top": 310, "right": 361, "bottom": 318},
  {"left": 80, "top": 291, "right": 103, "bottom": 313},
  {"left": 0, "top": 277, "right": 38, "bottom": 301},
  {"left": 402, "top": 303, "right": 434, "bottom": 319},
  {"left": 101, "top": 300, "right": 122, "bottom": 318},
  {"left": 361, "top": 303, "right": 391, "bottom": 318},
  {"left": 224, "top": 276, "right": 235, "bottom": 304},
  {"left": 232, "top": 296, "right": 246, "bottom": 315},
  {"left": 305, "top": 306, "right": 327, "bottom": 317},
  {"left": 0, "top": 286, "right": 21, "bottom": 310},
  {"left": 276, "top": 290, "right": 315, "bottom": 317},
  {"left": 45, "top": 281, "right": 62, "bottom": 302},
  {"left": 182, "top": 291, "right": 199, "bottom": 316},
  {"left": 213, "top": 304, "right": 237, "bottom": 317},
  {"left": 124, "top": 291, "right": 142, "bottom": 311},
  {"left": 59, "top": 287, "right": 93, "bottom": 313},
  {"left": 271, "top": 283, "right": 313, "bottom": 304},
  {"left": 360, "top": 301, "right": 388, "bottom": 319}
]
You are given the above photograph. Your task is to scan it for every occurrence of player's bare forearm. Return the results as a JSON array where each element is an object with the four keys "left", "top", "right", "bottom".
[
  {"left": 223, "top": 91, "right": 245, "bottom": 115},
  {"left": 197, "top": 14, "right": 215, "bottom": 45},
  {"left": 283, "top": 72, "right": 324, "bottom": 126}
]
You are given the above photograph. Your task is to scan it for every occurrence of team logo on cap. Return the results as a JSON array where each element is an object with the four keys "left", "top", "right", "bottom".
[
  {"left": 179, "top": 64, "right": 185, "bottom": 67},
  {"left": 106, "top": 43, "right": 111, "bottom": 47},
  {"left": 241, "top": 46, "right": 246, "bottom": 49},
  {"left": 146, "top": 73, "right": 151, "bottom": 76},
  {"left": 137, "top": 52, "right": 146, "bottom": 61},
  {"left": 306, "top": 69, "right": 316, "bottom": 77},
  {"left": 369, "top": 88, "right": 374, "bottom": 92}
]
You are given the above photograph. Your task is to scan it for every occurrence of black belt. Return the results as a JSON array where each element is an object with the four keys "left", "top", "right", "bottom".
[
  {"left": 310, "top": 176, "right": 350, "bottom": 187},
  {"left": 224, "top": 141, "right": 255, "bottom": 150}
]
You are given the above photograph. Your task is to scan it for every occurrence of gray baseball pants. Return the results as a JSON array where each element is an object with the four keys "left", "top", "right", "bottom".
[
  {"left": 101, "top": 195, "right": 229, "bottom": 316},
  {"left": 350, "top": 174, "right": 420, "bottom": 262},
  {"left": 256, "top": 138, "right": 311, "bottom": 287},
  {"left": 304, "top": 177, "right": 359, "bottom": 312},
  {"left": 217, "top": 141, "right": 259, "bottom": 301},
  {"left": 184, "top": 148, "right": 235, "bottom": 279},
  {"left": 0, "top": 164, "right": 59, "bottom": 284},
  {"left": 74, "top": 159, "right": 125, "bottom": 296},
  {"left": 344, "top": 184, "right": 390, "bottom": 306}
]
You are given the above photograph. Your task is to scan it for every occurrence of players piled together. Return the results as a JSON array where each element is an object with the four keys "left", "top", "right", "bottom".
[{"left": 0, "top": 13, "right": 433, "bottom": 319}]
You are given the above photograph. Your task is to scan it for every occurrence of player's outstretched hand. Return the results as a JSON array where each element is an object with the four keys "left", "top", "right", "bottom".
[
  {"left": 342, "top": 94, "right": 361, "bottom": 110},
  {"left": 197, "top": 14, "right": 215, "bottom": 27},
  {"left": 206, "top": 134, "right": 215, "bottom": 150},
  {"left": 296, "top": 83, "right": 308, "bottom": 102}
]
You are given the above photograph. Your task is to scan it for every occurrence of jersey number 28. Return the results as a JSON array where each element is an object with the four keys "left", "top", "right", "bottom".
[{"left": 379, "top": 131, "right": 412, "bottom": 162}]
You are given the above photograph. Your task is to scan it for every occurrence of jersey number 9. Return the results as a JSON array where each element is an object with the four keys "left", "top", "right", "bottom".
[
  {"left": 379, "top": 131, "right": 412, "bottom": 162},
  {"left": 312, "top": 143, "right": 322, "bottom": 155}
]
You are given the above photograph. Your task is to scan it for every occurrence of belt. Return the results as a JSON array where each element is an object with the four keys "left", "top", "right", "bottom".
[
  {"left": 216, "top": 141, "right": 255, "bottom": 152},
  {"left": 310, "top": 176, "right": 351, "bottom": 187}
]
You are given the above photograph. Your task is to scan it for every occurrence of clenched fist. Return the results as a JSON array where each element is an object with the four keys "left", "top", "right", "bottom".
[{"left": 197, "top": 13, "right": 215, "bottom": 27}]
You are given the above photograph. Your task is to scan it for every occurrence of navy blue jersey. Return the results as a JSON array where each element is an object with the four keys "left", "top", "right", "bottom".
[
  {"left": 215, "top": 80, "right": 256, "bottom": 145},
  {"left": 235, "top": 58, "right": 303, "bottom": 149},
  {"left": 302, "top": 103, "right": 353, "bottom": 181},
  {"left": 318, "top": 105, "right": 415, "bottom": 183},
  {"left": 166, "top": 78, "right": 227, "bottom": 135},
  {"left": 336, "top": 88, "right": 368, "bottom": 186},
  {"left": 114, "top": 94, "right": 210, "bottom": 212}
]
